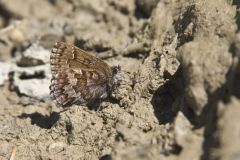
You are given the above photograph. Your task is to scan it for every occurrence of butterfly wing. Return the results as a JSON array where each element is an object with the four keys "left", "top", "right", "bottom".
[{"left": 50, "top": 42, "right": 113, "bottom": 107}]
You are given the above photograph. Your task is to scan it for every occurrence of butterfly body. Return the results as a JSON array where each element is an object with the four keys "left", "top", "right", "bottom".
[{"left": 50, "top": 42, "right": 119, "bottom": 107}]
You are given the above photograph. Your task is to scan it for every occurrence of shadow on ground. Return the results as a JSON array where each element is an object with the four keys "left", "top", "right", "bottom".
[
  {"left": 18, "top": 111, "right": 60, "bottom": 129},
  {"left": 151, "top": 68, "right": 184, "bottom": 124}
]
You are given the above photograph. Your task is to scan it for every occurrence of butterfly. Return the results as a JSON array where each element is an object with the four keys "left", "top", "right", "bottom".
[{"left": 49, "top": 42, "right": 120, "bottom": 107}]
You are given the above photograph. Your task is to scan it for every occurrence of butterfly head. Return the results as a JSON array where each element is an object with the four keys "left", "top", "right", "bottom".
[{"left": 109, "top": 65, "right": 121, "bottom": 89}]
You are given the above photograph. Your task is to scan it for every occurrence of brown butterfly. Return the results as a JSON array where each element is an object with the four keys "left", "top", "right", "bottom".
[{"left": 49, "top": 42, "right": 120, "bottom": 107}]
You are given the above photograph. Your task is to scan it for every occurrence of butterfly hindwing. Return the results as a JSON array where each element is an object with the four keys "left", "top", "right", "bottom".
[{"left": 50, "top": 42, "right": 112, "bottom": 107}]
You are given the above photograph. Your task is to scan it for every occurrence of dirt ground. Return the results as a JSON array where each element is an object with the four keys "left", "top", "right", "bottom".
[{"left": 0, "top": 0, "right": 240, "bottom": 160}]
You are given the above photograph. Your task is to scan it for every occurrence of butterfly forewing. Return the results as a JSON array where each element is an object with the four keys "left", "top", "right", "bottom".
[{"left": 50, "top": 42, "right": 113, "bottom": 107}]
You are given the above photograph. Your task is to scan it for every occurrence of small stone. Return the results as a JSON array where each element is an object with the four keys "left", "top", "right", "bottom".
[
  {"left": 213, "top": 97, "right": 240, "bottom": 160},
  {"left": 12, "top": 65, "right": 51, "bottom": 100},
  {"left": 0, "top": 62, "right": 12, "bottom": 86},
  {"left": 48, "top": 142, "right": 65, "bottom": 154},
  {"left": 19, "top": 44, "right": 50, "bottom": 65},
  {"left": 9, "top": 28, "right": 25, "bottom": 43},
  {"left": 174, "top": 111, "right": 204, "bottom": 159},
  {"left": 174, "top": 112, "right": 192, "bottom": 145},
  {"left": 11, "top": 43, "right": 52, "bottom": 100}
]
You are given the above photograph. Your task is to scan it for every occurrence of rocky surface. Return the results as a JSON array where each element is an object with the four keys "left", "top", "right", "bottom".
[{"left": 0, "top": 0, "right": 239, "bottom": 160}]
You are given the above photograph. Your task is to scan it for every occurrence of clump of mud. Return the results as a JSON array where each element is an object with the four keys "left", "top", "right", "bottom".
[{"left": 0, "top": 0, "right": 240, "bottom": 160}]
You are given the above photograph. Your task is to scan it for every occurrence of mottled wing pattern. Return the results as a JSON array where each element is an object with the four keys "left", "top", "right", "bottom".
[{"left": 50, "top": 42, "right": 113, "bottom": 107}]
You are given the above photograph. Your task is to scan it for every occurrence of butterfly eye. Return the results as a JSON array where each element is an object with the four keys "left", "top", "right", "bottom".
[{"left": 112, "top": 65, "right": 121, "bottom": 75}]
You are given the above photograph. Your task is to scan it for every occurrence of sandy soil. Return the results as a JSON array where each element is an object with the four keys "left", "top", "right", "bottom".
[{"left": 0, "top": 0, "right": 240, "bottom": 160}]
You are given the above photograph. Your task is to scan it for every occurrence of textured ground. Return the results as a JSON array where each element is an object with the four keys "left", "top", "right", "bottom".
[{"left": 0, "top": 0, "right": 240, "bottom": 160}]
